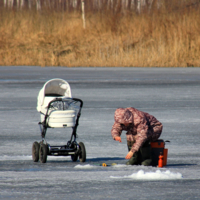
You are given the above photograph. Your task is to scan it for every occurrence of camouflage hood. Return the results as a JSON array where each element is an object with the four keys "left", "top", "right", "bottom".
[{"left": 114, "top": 108, "right": 133, "bottom": 124}]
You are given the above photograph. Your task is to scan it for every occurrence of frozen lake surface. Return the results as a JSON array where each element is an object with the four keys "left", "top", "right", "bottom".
[{"left": 0, "top": 66, "right": 200, "bottom": 199}]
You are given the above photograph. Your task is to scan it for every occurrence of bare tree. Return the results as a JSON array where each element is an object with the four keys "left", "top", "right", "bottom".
[
  {"left": 36, "top": 0, "right": 41, "bottom": 10},
  {"left": 7, "top": 0, "right": 14, "bottom": 8}
]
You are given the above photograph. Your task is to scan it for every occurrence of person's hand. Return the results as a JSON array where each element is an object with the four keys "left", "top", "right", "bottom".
[
  {"left": 125, "top": 151, "right": 134, "bottom": 159},
  {"left": 114, "top": 136, "right": 122, "bottom": 143}
]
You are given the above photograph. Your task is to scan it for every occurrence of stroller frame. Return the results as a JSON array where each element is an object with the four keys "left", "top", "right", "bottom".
[{"left": 32, "top": 97, "right": 86, "bottom": 163}]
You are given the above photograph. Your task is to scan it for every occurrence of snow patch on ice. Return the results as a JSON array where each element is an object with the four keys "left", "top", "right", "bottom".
[
  {"left": 112, "top": 164, "right": 127, "bottom": 168},
  {"left": 110, "top": 170, "right": 183, "bottom": 180},
  {"left": 74, "top": 164, "right": 97, "bottom": 169}
]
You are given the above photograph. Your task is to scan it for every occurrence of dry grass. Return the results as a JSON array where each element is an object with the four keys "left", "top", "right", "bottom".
[{"left": 0, "top": 1, "right": 200, "bottom": 67}]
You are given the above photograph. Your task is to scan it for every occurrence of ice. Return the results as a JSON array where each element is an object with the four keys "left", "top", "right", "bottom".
[
  {"left": 0, "top": 66, "right": 200, "bottom": 200},
  {"left": 0, "top": 155, "right": 32, "bottom": 161}
]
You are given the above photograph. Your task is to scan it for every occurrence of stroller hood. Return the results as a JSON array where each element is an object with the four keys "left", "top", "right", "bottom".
[{"left": 37, "top": 78, "right": 72, "bottom": 112}]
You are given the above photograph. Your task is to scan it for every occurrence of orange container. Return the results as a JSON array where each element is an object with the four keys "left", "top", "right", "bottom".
[
  {"left": 151, "top": 140, "right": 165, "bottom": 148},
  {"left": 163, "top": 148, "right": 168, "bottom": 166},
  {"left": 158, "top": 154, "right": 164, "bottom": 168},
  {"left": 151, "top": 140, "right": 168, "bottom": 167}
]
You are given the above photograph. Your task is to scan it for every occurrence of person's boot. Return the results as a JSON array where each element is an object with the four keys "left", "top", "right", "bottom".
[
  {"left": 141, "top": 159, "right": 152, "bottom": 166},
  {"left": 140, "top": 141, "right": 152, "bottom": 166}
]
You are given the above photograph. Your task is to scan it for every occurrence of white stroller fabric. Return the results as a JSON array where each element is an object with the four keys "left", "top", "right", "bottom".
[
  {"left": 37, "top": 78, "right": 77, "bottom": 128},
  {"left": 37, "top": 78, "right": 72, "bottom": 112}
]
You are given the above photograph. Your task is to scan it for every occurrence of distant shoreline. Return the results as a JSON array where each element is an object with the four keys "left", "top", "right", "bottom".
[{"left": 1, "top": 1, "right": 200, "bottom": 67}]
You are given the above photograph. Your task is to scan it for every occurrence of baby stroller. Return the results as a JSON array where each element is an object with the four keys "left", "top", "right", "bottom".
[{"left": 32, "top": 78, "right": 86, "bottom": 163}]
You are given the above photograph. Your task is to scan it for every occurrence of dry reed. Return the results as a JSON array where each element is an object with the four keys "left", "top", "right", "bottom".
[{"left": 0, "top": 1, "right": 200, "bottom": 67}]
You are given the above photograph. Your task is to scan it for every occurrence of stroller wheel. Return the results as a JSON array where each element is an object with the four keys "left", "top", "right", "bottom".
[
  {"left": 39, "top": 144, "right": 48, "bottom": 163},
  {"left": 78, "top": 142, "right": 86, "bottom": 162},
  {"left": 71, "top": 154, "right": 78, "bottom": 162},
  {"left": 32, "top": 141, "right": 39, "bottom": 162}
]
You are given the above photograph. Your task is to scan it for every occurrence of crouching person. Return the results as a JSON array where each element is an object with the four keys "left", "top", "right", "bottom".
[{"left": 111, "top": 107, "right": 163, "bottom": 166}]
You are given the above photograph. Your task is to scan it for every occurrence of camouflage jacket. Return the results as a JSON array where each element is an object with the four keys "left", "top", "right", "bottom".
[{"left": 111, "top": 107, "right": 163, "bottom": 154}]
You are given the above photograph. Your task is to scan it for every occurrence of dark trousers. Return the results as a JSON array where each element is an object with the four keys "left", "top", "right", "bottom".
[{"left": 127, "top": 140, "right": 152, "bottom": 165}]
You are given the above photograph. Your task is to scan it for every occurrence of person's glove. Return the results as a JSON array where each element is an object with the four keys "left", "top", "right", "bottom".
[
  {"left": 125, "top": 151, "right": 134, "bottom": 159},
  {"left": 114, "top": 136, "right": 122, "bottom": 143}
]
